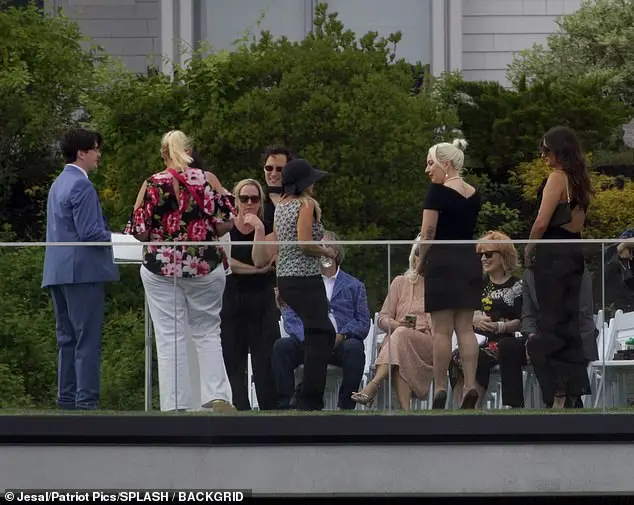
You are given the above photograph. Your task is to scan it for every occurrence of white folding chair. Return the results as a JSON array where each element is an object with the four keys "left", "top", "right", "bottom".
[{"left": 591, "top": 310, "right": 634, "bottom": 407}]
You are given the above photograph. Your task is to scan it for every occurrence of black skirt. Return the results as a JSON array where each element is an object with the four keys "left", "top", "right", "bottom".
[{"left": 424, "top": 244, "right": 482, "bottom": 312}]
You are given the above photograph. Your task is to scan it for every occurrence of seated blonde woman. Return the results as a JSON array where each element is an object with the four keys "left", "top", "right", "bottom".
[
  {"left": 352, "top": 236, "right": 433, "bottom": 409},
  {"left": 449, "top": 230, "right": 523, "bottom": 408}
]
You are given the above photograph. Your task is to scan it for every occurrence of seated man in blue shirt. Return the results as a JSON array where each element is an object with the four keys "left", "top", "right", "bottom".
[{"left": 272, "top": 231, "right": 371, "bottom": 410}]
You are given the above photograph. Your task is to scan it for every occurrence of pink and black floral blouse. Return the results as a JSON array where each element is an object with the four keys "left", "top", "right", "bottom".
[{"left": 125, "top": 167, "right": 235, "bottom": 278}]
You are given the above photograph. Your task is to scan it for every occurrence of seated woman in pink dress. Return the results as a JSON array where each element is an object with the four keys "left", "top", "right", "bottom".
[{"left": 352, "top": 236, "right": 434, "bottom": 409}]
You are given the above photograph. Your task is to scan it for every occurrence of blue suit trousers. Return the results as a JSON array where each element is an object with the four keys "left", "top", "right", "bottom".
[{"left": 50, "top": 282, "right": 105, "bottom": 409}]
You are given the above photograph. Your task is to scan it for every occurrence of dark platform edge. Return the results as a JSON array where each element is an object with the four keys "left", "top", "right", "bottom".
[{"left": 2, "top": 414, "right": 634, "bottom": 445}]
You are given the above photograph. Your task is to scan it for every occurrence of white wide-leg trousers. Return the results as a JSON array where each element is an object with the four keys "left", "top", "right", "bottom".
[{"left": 141, "top": 264, "right": 232, "bottom": 411}]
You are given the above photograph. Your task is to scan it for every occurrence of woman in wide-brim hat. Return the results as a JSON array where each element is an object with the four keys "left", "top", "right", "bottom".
[{"left": 252, "top": 158, "right": 337, "bottom": 410}]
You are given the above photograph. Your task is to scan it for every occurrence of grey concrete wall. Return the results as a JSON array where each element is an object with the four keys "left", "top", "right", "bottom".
[
  {"left": 2, "top": 444, "right": 634, "bottom": 495},
  {"left": 50, "top": 0, "right": 161, "bottom": 74}
]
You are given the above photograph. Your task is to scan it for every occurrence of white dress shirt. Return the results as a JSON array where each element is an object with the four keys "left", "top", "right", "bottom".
[
  {"left": 68, "top": 163, "right": 88, "bottom": 178},
  {"left": 322, "top": 267, "right": 340, "bottom": 333}
]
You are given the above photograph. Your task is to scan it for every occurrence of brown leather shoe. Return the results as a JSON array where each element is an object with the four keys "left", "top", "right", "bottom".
[{"left": 203, "top": 399, "right": 236, "bottom": 413}]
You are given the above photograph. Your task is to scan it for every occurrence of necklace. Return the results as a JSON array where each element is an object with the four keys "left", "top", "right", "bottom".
[{"left": 444, "top": 175, "right": 461, "bottom": 183}]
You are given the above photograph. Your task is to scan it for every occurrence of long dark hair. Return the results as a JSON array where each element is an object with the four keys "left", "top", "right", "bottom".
[
  {"left": 188, "top": 149, "right": 208, "bottom": 171},
  {"left": 540, "top": 126, "right": 593, "bottom": 210}
]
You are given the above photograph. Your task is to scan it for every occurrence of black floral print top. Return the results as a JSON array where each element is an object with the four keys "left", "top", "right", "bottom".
[
  {"left": 125, "top": 168, "right": 235, "bottom": 278},
  {"left": 480, "top": 276, "right": 523, "bottom": 343}
]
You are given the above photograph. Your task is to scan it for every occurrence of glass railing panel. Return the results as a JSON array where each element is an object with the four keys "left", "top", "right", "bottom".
[
  {"left": 3, "top": 237, "right": 628, "bottom": 416},
  {"left": 0, "top": 241, "right": 153, "bottom": 413},
  {"left": 596, "top": 237, "right": 634, "bottom": 412}
]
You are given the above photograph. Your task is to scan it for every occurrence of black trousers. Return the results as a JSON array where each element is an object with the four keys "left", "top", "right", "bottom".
[
  {"left": 498, "top": 336, "right": 528, "bottom": 408},
  {"left": 277, "top": 275, "right": 336, "bottom": 410},
  {"left": 220, "top": 277, "right": 280, "bottom": 410},
  {"left": 527, "top": 239, "right": 590, "bottom": 402}
]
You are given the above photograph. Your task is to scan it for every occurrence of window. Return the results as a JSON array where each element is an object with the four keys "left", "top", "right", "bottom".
[{"left": 196, "top": 0, "right": 311, "bottom": 52}]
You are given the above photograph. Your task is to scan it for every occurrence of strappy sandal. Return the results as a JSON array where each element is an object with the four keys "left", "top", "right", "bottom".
[{"left": 351, "top": 379, "right": 380, "bottom": 407}]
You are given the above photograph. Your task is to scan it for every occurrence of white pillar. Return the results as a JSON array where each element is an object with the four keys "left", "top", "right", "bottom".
[
  {"left": 160, "top": 0, "right": 175, "bottom": 76},
  {"left": 179, "top": 0, "right": 194, "bottom": 68},
  {"left": 447, "top": 0, "right": 463, "bottom": 72},
  {"left": 430, "top": 0, "right": 446, "bottom": 76}
]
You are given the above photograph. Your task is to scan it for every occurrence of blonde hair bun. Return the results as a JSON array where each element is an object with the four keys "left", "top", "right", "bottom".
[{"left": 452, "top": 138, "right": 468, "bottom": 152}]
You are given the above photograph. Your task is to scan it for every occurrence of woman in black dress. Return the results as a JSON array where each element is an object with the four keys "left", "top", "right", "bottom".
[
  {"left": 417, "top": 139, "right": 482, "bottom": 409},
  {"left": 524, "top": 126, "right": 592, "bottom": 409}
]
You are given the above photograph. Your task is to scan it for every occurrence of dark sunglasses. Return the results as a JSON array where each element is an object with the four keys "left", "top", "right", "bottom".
[
  {"left": 264, "top": 165, "right": 284, "bottom": 173},
  {"left": 239, "top": 195, "right": 261, "bottom": 204},
  {"left": 479, "top": 251, "right": 499, "bottom": 259}
]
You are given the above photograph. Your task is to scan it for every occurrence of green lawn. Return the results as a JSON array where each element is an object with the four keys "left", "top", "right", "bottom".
[{"left": 0, "top": 407, "right": 632, "bottom": 416}]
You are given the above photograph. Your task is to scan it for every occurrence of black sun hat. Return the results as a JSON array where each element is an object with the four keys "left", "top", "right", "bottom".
[{"left": 281, "top": 158, "right": 328, "bottom": 195}]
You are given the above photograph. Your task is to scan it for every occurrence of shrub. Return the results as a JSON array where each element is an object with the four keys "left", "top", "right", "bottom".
[
  {"left": 513, "top": 155, "right": 634, "bottom": 239},
  {"left": 435, "top": 72, "right": 630, "bottom": 182}
]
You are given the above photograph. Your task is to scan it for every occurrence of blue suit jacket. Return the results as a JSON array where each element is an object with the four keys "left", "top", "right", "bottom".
[
  {"left": 42, "top": 165, "right": 120, "bottom": 288},
  {"left": 282, "top": 269, "right": 371, "bottom": 342}
]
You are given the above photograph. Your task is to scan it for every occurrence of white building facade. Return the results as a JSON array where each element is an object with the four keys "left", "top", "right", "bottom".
[{"left": 49, "top": 0, "right": 583, "bottom": 86}]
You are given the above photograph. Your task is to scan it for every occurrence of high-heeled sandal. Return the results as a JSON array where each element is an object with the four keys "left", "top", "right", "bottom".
[
  {"left": 351, "top": 379, "right": 380, "bottom": 407},
  {"left": 553, "top": 394, "right": 567, "bottom": 409},
  {"left": 460, "top": 389, "right": 479, "bottom": 409},
  {"left": 432, "top": 390, "right": 447, "bottom": 409}
]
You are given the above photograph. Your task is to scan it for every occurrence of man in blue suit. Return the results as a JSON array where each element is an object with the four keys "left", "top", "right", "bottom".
[
  {"left": 42, "top": 128, "right": 120, "bottom": 410},
  {"left": 272, "top": 231, "right": 370, "bottom": 409}
]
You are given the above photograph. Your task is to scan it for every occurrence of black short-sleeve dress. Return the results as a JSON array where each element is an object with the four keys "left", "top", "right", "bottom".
[{"left": 423, "top": 183, "right": 482, "bottom": 312}]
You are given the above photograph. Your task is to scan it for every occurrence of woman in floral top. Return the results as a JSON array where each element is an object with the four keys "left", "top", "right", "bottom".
[
  {"left": 449, "top": 231, "right": 523, "bottom": 408},
  {"left": 126, "top": 130, "right": 236, "bottom": 413}
]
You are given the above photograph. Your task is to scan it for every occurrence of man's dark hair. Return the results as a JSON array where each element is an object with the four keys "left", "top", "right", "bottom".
[
  {"left": 61, "top": 128, "right": 102, "bottom": 163},
  {"left": 189, "top": 149, "right": 208, "bottom": 171},
  {"left": 261, "top": 145, "right": 293, "bottom": 165}
]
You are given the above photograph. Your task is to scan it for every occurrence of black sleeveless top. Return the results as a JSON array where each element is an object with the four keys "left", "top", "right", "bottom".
[
  {"left": 536, "top": 177, "right": 585, "bottom": 239},
  {"left": 229, "top": 220, "right": 275, "bottom": 291}
]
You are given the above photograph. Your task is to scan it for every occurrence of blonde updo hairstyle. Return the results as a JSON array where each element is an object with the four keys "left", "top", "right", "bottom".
[
  {"left": 429, "top": 138, "right": 468, "bottom": 176},
  {"left": 161, "top": 130, "right": 193, "bottom": 170}
]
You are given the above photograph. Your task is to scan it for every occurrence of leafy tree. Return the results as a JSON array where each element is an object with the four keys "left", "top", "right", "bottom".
[
  {"left": 0, "top": 2, "right": 101, "bottom": 239},
  {"left": 507, "top": 0, "right": 634, "bottom": 109}
]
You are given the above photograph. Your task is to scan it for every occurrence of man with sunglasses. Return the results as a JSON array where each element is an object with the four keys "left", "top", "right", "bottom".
[{"left": 261, "top": 145, "right": 293, "bottom": 230}]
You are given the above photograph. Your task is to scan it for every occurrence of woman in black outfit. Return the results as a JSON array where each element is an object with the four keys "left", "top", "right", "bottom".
[
  {"left": 524, "top": 126, "right": 592, "bottom": 409},
  {"left": 220, "top": 178, "right": 280, "bottom": 410},
  {"left": 417, "top": 138, "right": 482, "bottom": 409}
]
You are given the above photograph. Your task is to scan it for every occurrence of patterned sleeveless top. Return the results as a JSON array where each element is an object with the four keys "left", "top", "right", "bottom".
[{"left": 274, "top": 199, "right": 324, "bottom": 277}]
